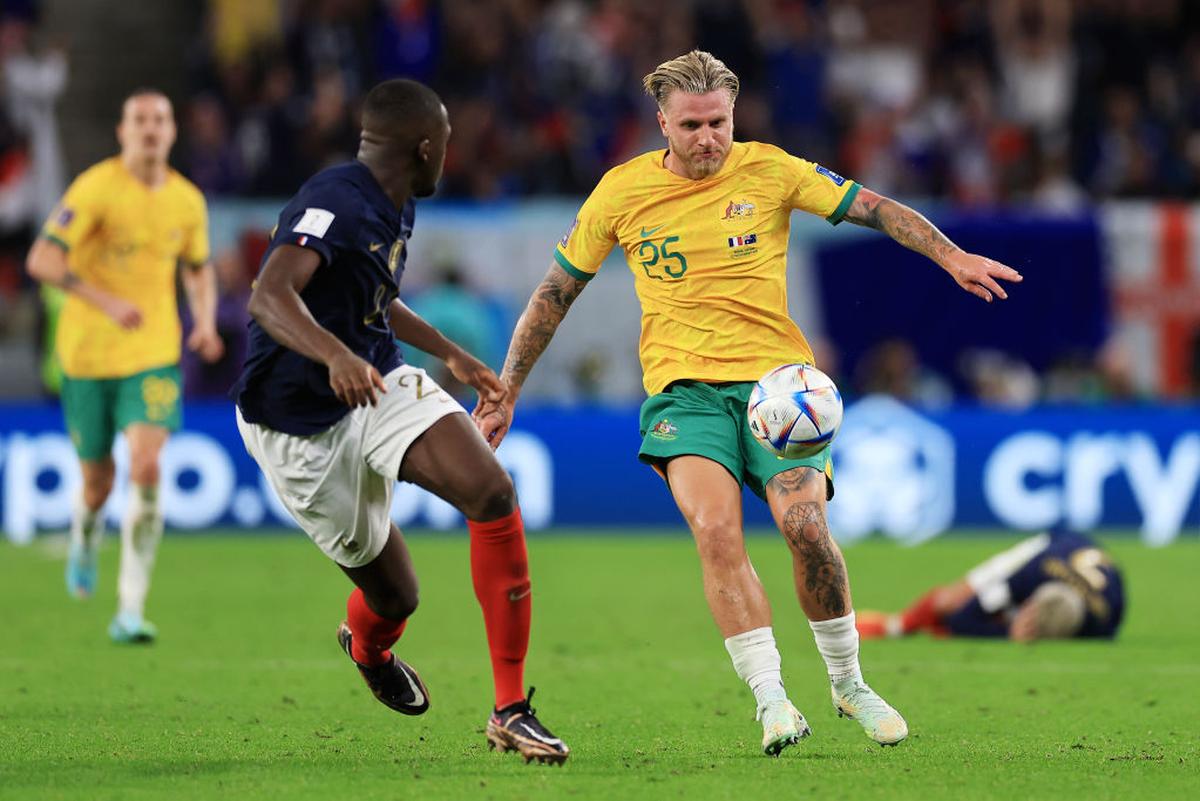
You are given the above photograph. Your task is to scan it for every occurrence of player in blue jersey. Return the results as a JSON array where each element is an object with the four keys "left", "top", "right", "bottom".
[
  {"left": 231, "top": 79, "right": 568, "bottom": 764},
  {"left": 856, "top": 528, "right": 1125, "bottom": 641}
]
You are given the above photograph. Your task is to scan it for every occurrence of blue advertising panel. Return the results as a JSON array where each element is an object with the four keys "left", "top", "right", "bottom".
[
  {"left": 814, "top": 213, "right": 1109, "bottom": 391},
  {"left": 1, "top": 398, "right": 1197, "bottom": 544}
]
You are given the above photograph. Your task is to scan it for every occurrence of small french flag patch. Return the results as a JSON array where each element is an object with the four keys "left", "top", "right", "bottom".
[
  {"left": 297, "top": 235, "right": 308, "bottom": 246},
  {"left": 727, "top": 233, "right": 757, "bottom": 247}
]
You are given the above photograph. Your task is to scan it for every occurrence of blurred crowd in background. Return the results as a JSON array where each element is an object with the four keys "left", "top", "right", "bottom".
[
  {"left": 183, "top": 0, "right": 1200, "bottom": 203},
  {"left": 0, "top": 0, "right": 1198, "bottom": 406}
]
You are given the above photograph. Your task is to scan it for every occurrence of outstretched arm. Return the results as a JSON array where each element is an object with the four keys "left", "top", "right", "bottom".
[
  {"left": 475, "top": 263, "right": 589, "bottom": 447},
  {"left": 844, "top": 188, "right": 1023, "bottom": 303},
  {"left": 386, "top": 298, "right": 503, "bottom": 402}
]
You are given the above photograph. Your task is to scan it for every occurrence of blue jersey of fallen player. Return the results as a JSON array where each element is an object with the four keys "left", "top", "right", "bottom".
[
  {"left": 232, "top": 161, "right": 414, "bottom": 435},
  {"left": 949, "top": 528, "right": 1125, "bottom": 638}
]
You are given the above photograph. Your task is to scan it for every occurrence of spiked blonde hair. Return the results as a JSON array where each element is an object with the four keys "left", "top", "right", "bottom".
[{"left": 642, "top": 49, "right": 740, "bottom": 108}]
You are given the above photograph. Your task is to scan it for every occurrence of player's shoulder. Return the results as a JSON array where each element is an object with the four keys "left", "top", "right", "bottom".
[
  {"left": 166, "top": 170, "right": 208, "bottom": 209},
  {"left": 589, "top": 150, "right": 664, "bottom": 201},
  {"left": 67, "top": 157, "right": 123, "bottom": 194},
  {"left": 291, "top": 162, "right": 378, "bottom": 218},
  {"left": 736, "top": 141, "right": 805, "bottom": 170}
]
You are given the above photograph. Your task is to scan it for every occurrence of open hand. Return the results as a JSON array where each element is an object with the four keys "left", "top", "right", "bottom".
[{"left": 944, "top": 251, "right": 1023, "bottom": 303}]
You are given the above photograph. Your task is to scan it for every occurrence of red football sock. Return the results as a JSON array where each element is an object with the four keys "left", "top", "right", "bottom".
[
  {"left": 346, "top": 587, "right": 408, "bottom": 667},
  {"left": 899, "top": 588, "right": 942, "bottom": 634},
  {"left": 468, "top": 508, "right": 531, "bottom": 710}
]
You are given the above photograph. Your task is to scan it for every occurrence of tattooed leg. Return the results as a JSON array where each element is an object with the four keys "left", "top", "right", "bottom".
[{"left": 766, "top": 467, "right": 851, "bottom": 621}]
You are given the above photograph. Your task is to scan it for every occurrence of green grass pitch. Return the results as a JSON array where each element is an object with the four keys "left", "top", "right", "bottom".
[{"left": 1, "top": 530, "right": 1196, "bottom": 800}]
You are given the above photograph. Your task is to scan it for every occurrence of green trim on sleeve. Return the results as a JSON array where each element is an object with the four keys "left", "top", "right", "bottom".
[
  {"left": 40, "top": 232, "right": 70, "bottom": 251},
  {"left": 553, "top": 248, "right": 596, "bottom": 282},
  {"left": 826, "top": 181, "right": 862, "bottom": 226}
]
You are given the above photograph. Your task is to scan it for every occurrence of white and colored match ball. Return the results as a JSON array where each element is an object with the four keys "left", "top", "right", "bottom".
[{"left": 747, "top": 363, "right": 843, "bottom": 459}]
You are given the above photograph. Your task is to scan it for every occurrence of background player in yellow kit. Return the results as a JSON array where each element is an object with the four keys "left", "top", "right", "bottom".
[
  {"left": 26, "top": 89, "right": 222, "bottom": 643},
  {"left": 477, "top": 50, "right": 1022, "bottom": 755}
]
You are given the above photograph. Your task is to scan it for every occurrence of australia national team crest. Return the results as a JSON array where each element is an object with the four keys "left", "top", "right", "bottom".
[
  {"left": 721, "top": 200, "right": 755, "bottom": 220},
  {"left": 650, "top": 418, "right": 678, "bottom": 441}
]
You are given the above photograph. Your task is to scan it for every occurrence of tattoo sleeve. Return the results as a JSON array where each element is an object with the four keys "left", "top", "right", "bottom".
[
  {"left": 845, "top": 192, "right": 959, "bottom": 267},
  {"left": 500, "top": 264, "right": 588, "bottom": 389}
]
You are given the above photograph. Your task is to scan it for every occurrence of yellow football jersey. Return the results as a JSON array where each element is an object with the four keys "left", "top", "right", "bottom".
[
  {"left": 41, "top": 158, "right": 210, "bottom": 378},
  {"left": 555, "top": 141, "right": 860, "bottom": 396}
]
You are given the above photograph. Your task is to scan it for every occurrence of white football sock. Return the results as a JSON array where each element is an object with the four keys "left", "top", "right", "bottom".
[
  {"left": 724, "top": 626, "right": 788, "bottom": 709},
  {"left": 118, "top": 484, "right": 162, "bottom": 618},
  {"left": 70, "top": 491, "right": 105, "bottom": 552},
  {"left": 809, "top": 612, "right": 863, "bottom": 685}
]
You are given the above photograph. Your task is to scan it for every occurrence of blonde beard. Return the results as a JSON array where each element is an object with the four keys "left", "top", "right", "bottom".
[{"left": 670, "top": 145, "right": 729, "bottom": 179}]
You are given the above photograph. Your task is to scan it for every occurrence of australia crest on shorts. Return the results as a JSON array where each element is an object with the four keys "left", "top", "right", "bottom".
[{"left": 650, "top": 418, "right": 679, "bottom": 440}]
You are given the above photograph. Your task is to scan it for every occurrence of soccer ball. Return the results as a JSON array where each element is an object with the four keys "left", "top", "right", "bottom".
[{"left": 747, "top": 364, "right": 843, "bottom": 459}]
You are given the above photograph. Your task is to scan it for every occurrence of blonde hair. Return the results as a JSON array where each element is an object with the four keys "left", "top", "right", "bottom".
[
  {"left": 1029, "top": 582, "right": 1086, "bottom": 639},
  {"left": 642, "top": 49, "right": 740, "bottom": 108}
]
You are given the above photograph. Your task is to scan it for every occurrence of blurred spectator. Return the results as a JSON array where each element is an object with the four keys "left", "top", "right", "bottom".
[
  {"left": 959, "top": 348, "right": 1039, "bottom": 409},
  {"left": 1, "top": 11, "right": 65, "bottom": 224},
  {"left": 0, "top": 7, "right": 64, "bottom": 304},
  {"left": 404, "top": 264, "right": 500, "bottom": 399},
  {"left": 181, "top": 94, "right": 243, "bottom": 194},
  {"left": 170, "top": 0, "right": 1200, "bottom": 203},
  {"left": 855, "top": 337, "right": 953, "bottom": 408}
]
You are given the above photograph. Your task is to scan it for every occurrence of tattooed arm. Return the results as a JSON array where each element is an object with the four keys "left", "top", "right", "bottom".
[
  {"left": 844, "top": 188, "right": 1023, "bottom": 303},
  {"left": 474, "top": 262, "right": 589, "bottom": 448}
]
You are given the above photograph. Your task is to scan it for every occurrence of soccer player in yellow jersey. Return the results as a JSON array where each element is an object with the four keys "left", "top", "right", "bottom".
[
  {"left": 26, "top": 89, "right": 223, "bottom": 643},
  {"left": 477, "top": 51, "right": 1023, "bottom": 755}
]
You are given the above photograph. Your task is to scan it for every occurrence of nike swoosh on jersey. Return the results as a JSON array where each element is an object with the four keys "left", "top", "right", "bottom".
[
  {"left": 508, "top": 587, "right": 532, "bottom": 602},
  {"left": 638, "top": 225, "right": 664, "bottom": 238},
  {"left": 369, "top": 242, "right": 385, "bottom": 252}
]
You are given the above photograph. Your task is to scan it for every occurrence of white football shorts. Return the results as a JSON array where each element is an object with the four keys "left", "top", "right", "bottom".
[
  {"left": 965, "top": 532, "right": 1050, "bottom": 613},
  {"left": 236, "top": 364, "right": 466, "bottom": 567}
]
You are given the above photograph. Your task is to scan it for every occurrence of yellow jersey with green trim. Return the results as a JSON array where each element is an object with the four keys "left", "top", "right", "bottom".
[
  {"left": 41, "top": 158, "right": 210, "bottom": 378},
  {"left": 554, "top": 141, "right": 860, "bottom": 396}
]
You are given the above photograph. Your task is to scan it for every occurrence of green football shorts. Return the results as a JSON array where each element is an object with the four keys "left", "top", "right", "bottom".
[
  {"left": 60, "top": 364, "right": 183, "bottom": 460},
  {"left": 638, "top": 379, "right": 833, "bottom": 500}
]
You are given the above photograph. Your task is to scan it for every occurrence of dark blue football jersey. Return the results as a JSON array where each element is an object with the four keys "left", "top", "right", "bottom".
[
  {"left": 231, "top": 161, "right": 414, "bottom": 435},
  {"left": 1003, "top": 529, "right": 1125, "bottom": 638},
  {"left": 947, "top": 528, "right": 1125, "bottom": 638}
]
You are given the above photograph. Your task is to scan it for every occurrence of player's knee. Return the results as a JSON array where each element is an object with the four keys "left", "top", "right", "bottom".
[
  {"left": 81, "top": 469, "right": 115, "bottom": 510},
  {"left": 375, "top": 587, "right": 419, "bottom": 622},
  {"left": 463, "top": 469, "right": 516, "bottom": 521},
  {"left": 82, "top": 482, "right": 111, "bottom": 511},
  {"left": 128, "top": 459, "right": 160, "bottom": 488},
  {"left": 691, "top": 516, "right": 746, "bottom": 570}
]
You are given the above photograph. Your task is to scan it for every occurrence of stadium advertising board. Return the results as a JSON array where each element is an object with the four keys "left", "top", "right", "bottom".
[{"left": 1, "top": 399, "right": 1196, "bottom": 543}]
